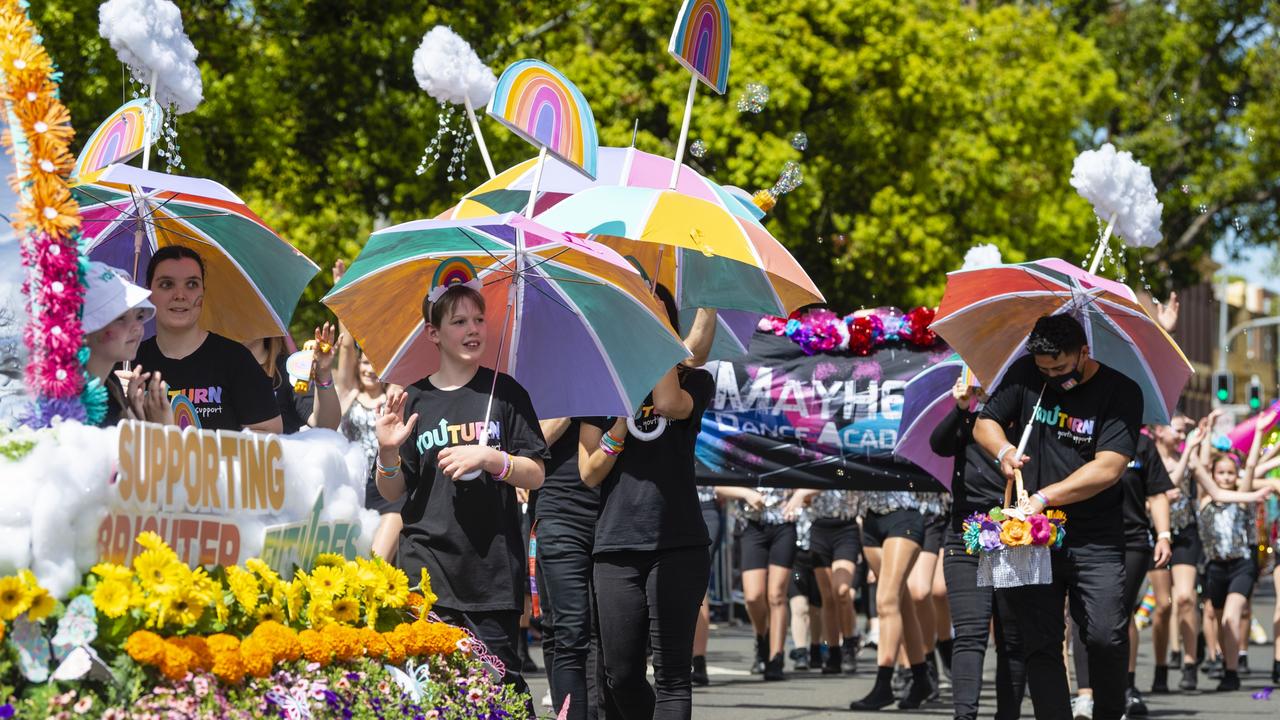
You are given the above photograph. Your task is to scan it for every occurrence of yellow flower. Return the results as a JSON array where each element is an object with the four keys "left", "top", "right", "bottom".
[
  {"left": 26, "top": 588, "right": 55, "bottom": 621},
  {"left": 133, "top": 549, "right": 183, "bottom": 594},
  {"left": 162, "top": 585, "right": 208, "bottom": 628},
  {"left": 93, "top": 580, "right": 132, "bottom": 619},
  {"left": 306, "top": 565, "right": 345, "bottom": 599},
  {"left": 0, "top": 576, "right": 33, "bottom": 621},
  {"left": 226, "top": 567, "right": 260, "bottom": 614},
  {"left": 354, "top": 561, "right": 386, "bottom": 601},
  {"left": 245, "top": 558, "right": 283, "bottom": 590},
  {"left": 135, "top": 531, "right": 168, "bottom": 552},
  {"left": 91, "top": 562, "right": 132, "bottom": 583},
  {"left": 307, "top": 595, "right": 335, "bottom": 628},
  {"left": 257, "top": 604, "right": 286, "bottom": 624},
  {"left": 284, "top": 580, "right": 304, "bottom": 621},
  {"left": 332, "top": 597, "right": 360, "bottom": 624},
  {"left": 365, "top": 599, "right": 380, "bottom": 630},
  {"left": 999, "top": 519, "right": 1033, "bottom": 548},
  {"left": 314, "top": 553, "right": 345, "bottom": 568},
  {"left": 382, "top": 565, "right": 410, "bottom": 607},
  {"left": 1045, "top": 509, "right": 1067, "bottom": 522},
  {"left": 416, "top": 569, "right": 439, "bottom": 615}
]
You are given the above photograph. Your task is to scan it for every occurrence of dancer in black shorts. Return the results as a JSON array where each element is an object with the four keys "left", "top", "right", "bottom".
[
  {"left": 804, "top": 490, "right": 862, "bottom": 674},
  {"left": 907, "top": 493, "right": 950, "bottom": 698},
  {"left": 1144, "top": 415, "right": 1198, "bottom": 692}
]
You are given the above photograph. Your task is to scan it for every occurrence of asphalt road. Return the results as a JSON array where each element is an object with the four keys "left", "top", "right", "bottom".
[{"left": 525, "top": 579, "right": 1278, "bottom": 719}]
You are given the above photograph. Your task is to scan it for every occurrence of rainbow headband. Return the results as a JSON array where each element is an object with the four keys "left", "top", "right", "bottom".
[{"left": 427, "top": 257, "right": 483, "bottom": 303}]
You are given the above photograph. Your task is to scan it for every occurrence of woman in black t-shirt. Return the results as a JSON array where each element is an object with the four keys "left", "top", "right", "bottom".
[
  {"left": 578, "top": 286, "right": 717, "bottom": 720},
  {"left": 243, "top": 325, "right": 341, "bottom": 433},
  {"left": 373, "top": 281, "right": 547, "bottom": 704}
]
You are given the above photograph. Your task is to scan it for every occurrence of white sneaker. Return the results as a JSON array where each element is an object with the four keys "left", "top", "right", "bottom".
[
  {"left": 1072, "top": 695, "right": 1094, "bottom": 720},
  {"left": 541, "top": 689, "right": 553, "bottom": 709}
]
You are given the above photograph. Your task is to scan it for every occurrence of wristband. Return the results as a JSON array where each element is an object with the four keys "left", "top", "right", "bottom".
[
  {"left": 1032, "top": 490, "right": 1050, "bottom": 508},
  {"left": 599, "top": 437, "right": 623, "bottom": 456},
  {"left": 376, "top": 460, "right": 400, "bottom": 477},
  {"left": 496, "top": 452, "right": 513, "bottom": 481},
  {"left": 1157, "top": 531, "right": 1172, "bottom": 542},
  {"left": 997, "top": 445, "right": 1016, "bottom": 464},
  {"left": 314, "top": 376, "right": 334, "bottom": 389}
]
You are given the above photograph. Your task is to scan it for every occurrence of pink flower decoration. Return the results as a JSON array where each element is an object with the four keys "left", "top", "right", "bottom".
[{"left": 1029, "top": 515, "right": 1053, "bottom": 545}]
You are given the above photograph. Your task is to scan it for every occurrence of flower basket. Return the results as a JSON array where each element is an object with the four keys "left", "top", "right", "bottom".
[{"left": 963, "top": 470, "right": 1066, "bottom": 589}]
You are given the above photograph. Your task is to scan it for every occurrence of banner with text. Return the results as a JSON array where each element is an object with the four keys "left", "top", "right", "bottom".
[{"left": 696, "top": 333, "right": 951, "bottom": 491}]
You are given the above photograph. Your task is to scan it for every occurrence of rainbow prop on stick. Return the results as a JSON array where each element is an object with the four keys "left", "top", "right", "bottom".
[
  {"left": 668, "top": 0, "right": 732, "bottom": 95},
  {"left": 71, "top": 99, "right": 161, "bottom": 179},
  {"left": 665, "top": 0, "right": 732, "bottom": 188},
  {"left": 487, "top": 60, "right": 598, "bottom": 180}
]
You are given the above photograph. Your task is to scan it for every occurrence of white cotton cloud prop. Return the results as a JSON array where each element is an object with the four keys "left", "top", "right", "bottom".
[
  {"left": 98, "top": 0, "right": 204, "bottom": 114},
  {"left": 1069, "top": 143, "right": 1163, "bottom": 249},
  {"left": 960, "top": 244, "right": 1003, "bottom": 271},
  {"left": 412, "top": 26, "right": 497, "bottom": 107}
]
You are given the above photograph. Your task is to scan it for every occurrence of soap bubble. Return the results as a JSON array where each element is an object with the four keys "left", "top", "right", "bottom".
[
  {"left": 790, "top": 132, "right": 808, "bottom": 151},
  {"left": 690, "top": 139, "right": 707, "bottom": 158},
  {"left": 737, "top": 82, "right": 770, "bottom": 113}
]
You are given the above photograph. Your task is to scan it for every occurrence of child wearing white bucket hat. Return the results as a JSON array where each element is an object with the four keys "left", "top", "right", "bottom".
[{"left": 81, "top": 261, "right": 157, "bottom": 426}]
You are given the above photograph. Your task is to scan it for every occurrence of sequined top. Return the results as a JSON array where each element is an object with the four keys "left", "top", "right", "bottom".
[
  {"left": 1198, "top": 501, "right": 1254, "bottom": 562},
  {"left": 857, "top": 491, "right": 937, "bottom": 517},
  {"left": 697, "top": 485, "right": 717, "bottom": 505},
  {"left": 809, "top": 490, "right": 856, "bottom": 520},
  {"left": 341, "top": 399, "right": 381, "bottom": 470},
  {"left": 1169, "top": 465, "right": 1196, "bottom": 533},
  {"left": 740, "top": 487, "right": 792, "bottom": 525}
]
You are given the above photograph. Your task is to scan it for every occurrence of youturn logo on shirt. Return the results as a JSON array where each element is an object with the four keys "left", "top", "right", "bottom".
[
  {"left": 628, "top": 403, "right": 668, "bottom": 442},
  {"left": 415, "top": 419, "right": 503, "bottom": 454},
  {"left": 1032, "top": 404, "right": 1096, "bottom": 446}
]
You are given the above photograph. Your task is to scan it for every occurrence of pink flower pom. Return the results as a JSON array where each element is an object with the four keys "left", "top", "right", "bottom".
[
  {"left": 39, "top": 357, "right": 83, "bottom": 397},
  {"left": 1029, "top": 515, "right": 1053, "bottom": 545}
]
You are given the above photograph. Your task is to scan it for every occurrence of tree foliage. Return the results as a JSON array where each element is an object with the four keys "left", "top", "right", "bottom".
[{"left": 27, "top": 0, "right": 1280, "bottom": 336}]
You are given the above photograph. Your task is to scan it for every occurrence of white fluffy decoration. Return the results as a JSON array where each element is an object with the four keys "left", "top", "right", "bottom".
[
  {"left": 412, "top": 26, "right": 496, "bottom": 107},
  {"left": 961, "top": 244, "right": 1003, "bottom": 271},
  {"left": 0, "top": 422, "right": 375, "bottom": 597},
  {"left": 98, "top": 0, "right": 204, "bottom": 114},
  {"left": 1069, "top": 143, "right": 1163, "bottom": 249}
]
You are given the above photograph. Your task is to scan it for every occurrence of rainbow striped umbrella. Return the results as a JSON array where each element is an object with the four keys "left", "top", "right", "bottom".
[
  {"left": 894, "top": 354, "right": 966, "bottom": 488},
  {"left": 931, "top": 258, "right": 1192, "bottom": 424},
  {"left": 71, "top": 164, "right": 318, "bottom": 342},
  {"left": 445, "top": 147, "right": 822, "bottom": 316},
  {"left": 321, "top": 213, "right": 691, "bottom": 419}
]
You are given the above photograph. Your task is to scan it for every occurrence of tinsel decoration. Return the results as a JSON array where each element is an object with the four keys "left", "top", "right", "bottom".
[{"left": 759, "top": 306, "right": 943, "bottom": 356}]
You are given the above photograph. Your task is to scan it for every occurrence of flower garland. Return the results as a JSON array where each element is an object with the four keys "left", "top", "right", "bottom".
[
  {"left": 962, "top": 508, "right": 1067, "bottom": 554},
  {"left": 0, "top": 0, "right": 96, "bottom": 427},
  {"left": 758, "top": 306, "right": 940, "bottom": 356}
]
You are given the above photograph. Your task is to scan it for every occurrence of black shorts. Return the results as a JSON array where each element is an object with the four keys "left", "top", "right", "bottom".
[
  {"left": 1204, "top": 557, "right": 1257, "bottom": 610},
  {"left": 788, "top": 549, "right": 822, "bottom": 606},
  {"left": 921, "top": 513, "right": 947, "bottom": 554},
  {"left": 810, "top": 518, "right": 862, "bottom": 567},
  {"left": 701, "top": 500, "right": 724, "bottom": 552},
  {"left": 1169, "top": 526, "right": 1202, "bottom": 567},
  {"left": 740, "top": 520, "right": 798, "bottom": 571},
  {"left": 861, "top": 509, "right": 925, "bottom": 549}
]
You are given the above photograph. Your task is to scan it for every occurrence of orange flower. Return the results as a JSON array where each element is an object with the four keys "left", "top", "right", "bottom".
[
  {"left": 999, "top": 519, "right": 1033, "bottom": 547},
  {"left": 170, "top": 636, "right": 213, "bottom": 672},
  {"left": 207, "top": 634, "right": 245, "bottom": 685},
  {"left": 124, "top": 630, "right": 167, "bottom": 667},
  {"left": 160, "top": 640, "right": 195, "bottom": 681},
  {"left": 323, "top": 623, "right": 364, "bottom": 662},
  {"left": 298, "top": 629, "right": 333, "bottom": 666}
]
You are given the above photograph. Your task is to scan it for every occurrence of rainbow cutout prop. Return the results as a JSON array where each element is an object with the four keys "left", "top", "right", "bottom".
[
  {"left": 668, "top": 0, "right": 732, "bottom": 95},
  {"left": 71, "top": 99, "right": 161, "bottom": 179},
  {"left": 171, "top": 393, "right": 202, "bottom": 430},
  {"left": 432, "top": 256, "right": 479, "bottom": 289},
  {"left": 487, "top": 60, "right": 599, "bottom": 179}
]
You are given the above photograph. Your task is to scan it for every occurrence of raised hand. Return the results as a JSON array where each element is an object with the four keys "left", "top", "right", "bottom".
[
  {"left": 951, "top": 375, "right": 972, "bottom": 409},
  {"left": 1155, "top": 292, "right": 1179, "bottom": 333},
  {"left": 375, "top": 388, "right": 417, "bottom": 450},
  {"left": 333, "top": 259, "right": 347, "bottom": 285},
  {"left": 142, "top": 370, "right": 174, "bottom": 425},
  {"left": 312, "top": 322, "right": 336, "bottom": 375}
]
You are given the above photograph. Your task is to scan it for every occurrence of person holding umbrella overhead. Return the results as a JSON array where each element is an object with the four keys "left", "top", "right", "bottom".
[
  {"left": 135, "top": 246, "right": 282, "bottom": 433},
  {"left": 372, "top": 278, "right": 548, "bottom": 703},
  {"left": 930, "top": 375, "right": 1027, "bottom": 720},
  {"left": 974, "top": 314, "right": 1144, "bottom": 720}
]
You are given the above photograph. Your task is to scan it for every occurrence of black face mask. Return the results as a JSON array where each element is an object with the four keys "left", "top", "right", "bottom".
[{"left": 1041, "top": 353, "right": 1084, "bottom": 392}]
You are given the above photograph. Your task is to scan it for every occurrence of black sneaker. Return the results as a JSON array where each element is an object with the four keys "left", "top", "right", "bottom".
[
  {"left": 751, "top": 635, "right": 767, "bottom": 674},
  {"left": 822, "top": 648, "right": 843, "bottom": 675},
  {"left": 898, "top": 671, "right": 935, "bottom": 710},
  {"left": 1150, "top": 665, "right": 1169, "bottom": 694},
  {"left": 764, "top": 652, "right": 786, "bottom": 681},
  {"left": 1125, "top": 687, "right": 1148, "bottom": 716},
  {"left": 1272, "top": 659, "right": 1280, "bottom": 685},
  {"left": 1237, "top": 654, "right": 1250, "bottom": 675},
  {"left": 691, "top": 655, "right": 709, "bottom": 686},
  {"left": 790, "top": 647, "right": 810, "bottom": 671},
  {"left": 1178, "top": 663, "right": 1198, "bottom": 691},
  {"left": 1203, "top": 655, "right": 1223, "bottom": 680},
  {"left": 1215, "top": 670, "right": 1240, "bottom": 692},
  {"left": 849, "top": 686, "right": 896, "bottom": 711},
  {"left": 842, "top": 638, "right": 859, "bottom": 674}
]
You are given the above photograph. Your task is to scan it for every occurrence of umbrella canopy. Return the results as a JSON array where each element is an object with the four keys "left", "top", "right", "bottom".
[
  {"left": 894, "top": 354, "right": 966, "bottom": 488},
  {"left": 322, "top": 213, "right": 691, "bottom": 419},
  {"left": 72, "top": 164, "right": 319, "bottom": 342},
  {"left": 931, "top": 258, "right": 1192, "bottom": 425}
]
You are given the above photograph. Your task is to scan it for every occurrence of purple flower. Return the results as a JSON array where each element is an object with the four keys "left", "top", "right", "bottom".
[
  {"left": 0, "top": 705, "right": 14, "bottom": 719},
  {"left": 980, "top": 520, "right": 1000, "bottom": 535},
  {"left": 979, "top": 529, "right": 1003, "bottom": 552}
]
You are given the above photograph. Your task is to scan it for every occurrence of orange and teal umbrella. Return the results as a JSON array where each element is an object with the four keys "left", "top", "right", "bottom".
[
  {"left": 931, "top": 258, "right": 1192, "bottom": 424},
  {"left": 72, "top": 164, "right": 318, "bottom": 342},
  {"left": 322, "top": 213, "right": 690, "bottom": 419}
]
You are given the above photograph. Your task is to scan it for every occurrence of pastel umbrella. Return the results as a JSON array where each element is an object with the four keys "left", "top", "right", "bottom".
[
  {"left": 321, "top": 213, "right": 691, "bottom": 419},
  {"left": 72, "top": 164, "right": 319, "bottom": 342},
  {"left": 894, "top": 354, "right": 967, "bottom": 488},
  {"left": 446, "top": 147, "right": 822, "bottom": 316},
  {"left": 930, "top": 258, "right": 1192, "bottom": 425}
]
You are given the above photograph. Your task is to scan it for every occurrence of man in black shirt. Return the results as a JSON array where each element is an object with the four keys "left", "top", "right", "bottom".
[{"left": 974, "top": 314, "right": 1144, "bottom": 720}]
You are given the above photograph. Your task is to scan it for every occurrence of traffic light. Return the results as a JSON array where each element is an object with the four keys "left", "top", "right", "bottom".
[
  {"left": 1214, "top": 371, "right": 1233, "bottom": 405},
  {"left": 1248, "top": 376, "right": 1263, "bottom": 412}
]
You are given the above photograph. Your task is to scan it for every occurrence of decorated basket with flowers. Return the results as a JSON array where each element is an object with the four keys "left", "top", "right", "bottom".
[{"left": 963, "top": 505, "right": 1067, "bottom": 588}]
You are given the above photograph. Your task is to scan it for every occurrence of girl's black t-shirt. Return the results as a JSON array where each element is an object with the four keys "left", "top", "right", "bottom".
[
  {"left": 396, "top": 367, "right": 548, "bottom": 613},
  {"left": 134, "top": 333, "right": 278, "bottom": 431},
  {"left": 930, "top": 406, "right": 1009, "bottom": 532},
  {"left": 1119, "top": 433, "right": 1175, "bottom": 549},
  {"left": 590, "top": 369, "right": 715, "bottom": 554},
  {"left": 980, "top": 355, "right": 1144, "bottom": 549},
  {"left": 534, "top": 418, "right": 600, "bottom": 529}
]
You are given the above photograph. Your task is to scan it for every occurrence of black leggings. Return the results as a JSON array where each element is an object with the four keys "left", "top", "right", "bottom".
[
  {"left": 1073, "top": 547, "right": 1151, "bottom": 690},
  {"left": 594, "top": 546, "right": 711, "bottom": 720},
  {"left": 537, "top": 519, "right": 603, "bottom": 720}
]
